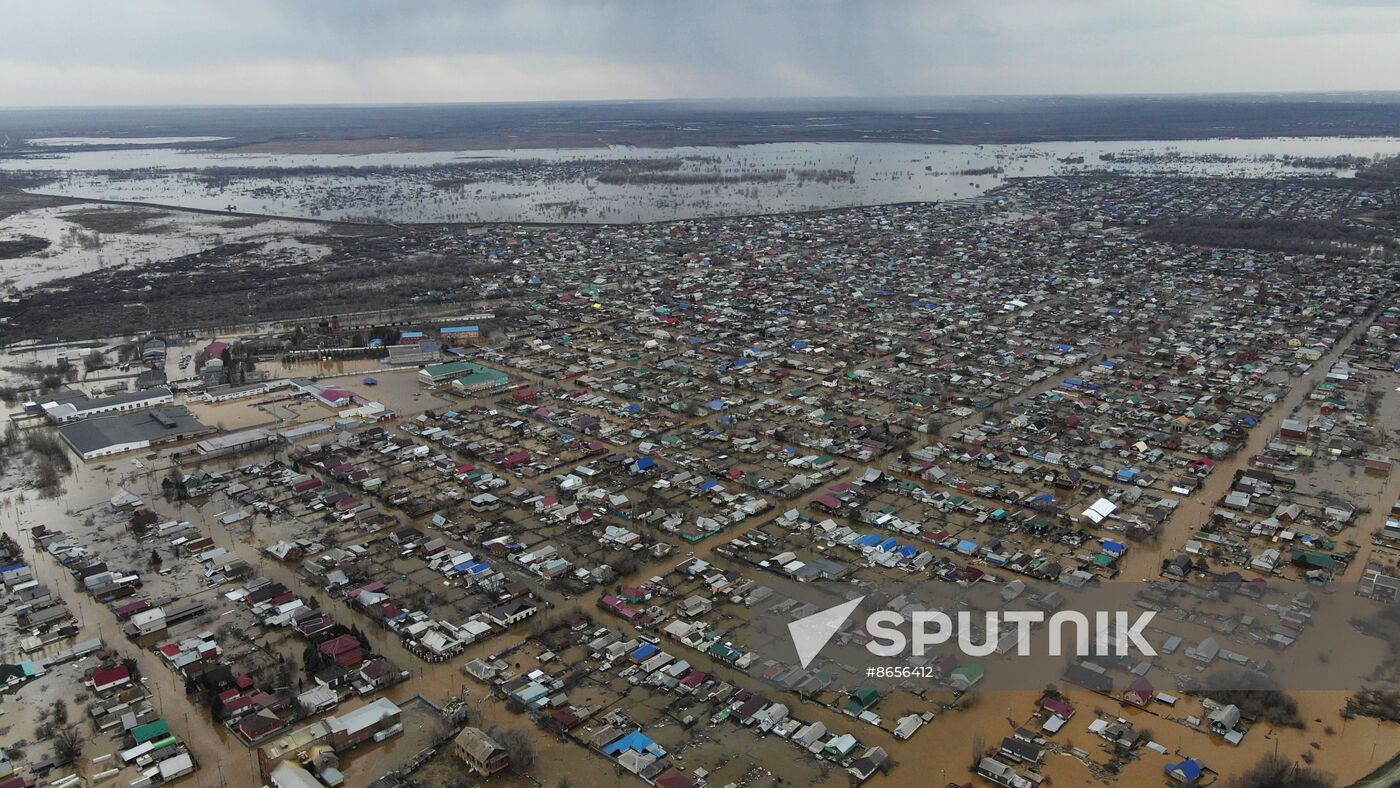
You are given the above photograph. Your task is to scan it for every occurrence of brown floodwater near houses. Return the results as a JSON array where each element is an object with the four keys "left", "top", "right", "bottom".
[{"left": 3, "top": 309, "right": 1400, "bottom": 787}]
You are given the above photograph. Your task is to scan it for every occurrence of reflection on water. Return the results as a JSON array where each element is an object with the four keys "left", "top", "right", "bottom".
[{"left": 6, "top": 137, "right": 1400, "bottom": 224}]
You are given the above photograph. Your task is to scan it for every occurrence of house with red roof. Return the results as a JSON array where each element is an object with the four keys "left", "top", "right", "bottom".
[
  {"left": 237, "top": 709, "right": 287, "bottom": 742},
  {"left": 319, "top": 634, "right": 365, "bottom": 669},
  {"left": 599, "top": 594, "right": 640, "bottom": 621},
  {"left": 315, "top": 388, "right": 356, "bottom": 408},
  {"left": 90, "top": 665, "right": 131, "bottom": 694},
  {"left": 1124, "top": 677, "right": 1155, "bottom": 707},
  {"left": 1038, "top": 695, "right": 1075, "bottom": 720}
]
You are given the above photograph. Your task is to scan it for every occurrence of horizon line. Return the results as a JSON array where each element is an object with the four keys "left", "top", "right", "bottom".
[{"left": 5, "top": 89, "right": 1400, "bottom": 112}]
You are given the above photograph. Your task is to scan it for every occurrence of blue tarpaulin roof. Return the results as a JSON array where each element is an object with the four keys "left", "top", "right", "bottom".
[{"left": 630, "top": 644, "right": 659, "bottom": 661}]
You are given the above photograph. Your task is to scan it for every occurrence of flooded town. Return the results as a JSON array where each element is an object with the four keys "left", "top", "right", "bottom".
[
  {"left": 2, "top": 141, "right": 1399, "bottom": 788},
  {"left": 3, "top": 5, "right": 1400, "bottom": 788}
]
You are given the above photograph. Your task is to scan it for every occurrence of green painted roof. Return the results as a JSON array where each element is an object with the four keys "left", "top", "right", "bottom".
[{"left": 132, "top": 719, "right": 170, "bottom": 743}]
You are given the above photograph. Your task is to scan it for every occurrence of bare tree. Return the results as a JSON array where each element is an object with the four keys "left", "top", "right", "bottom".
[
  {"left": 488, "top": 726, "right": 536, "bottom": 773},
  {"left": 970, "top": 731, "right": 985, "bottom": 770},
  {"left": 1228, "top": 754, "right": 1332, "bottom": 788},
  {"left": 52, "top": 726, "right": 83, "bottom": 762}
]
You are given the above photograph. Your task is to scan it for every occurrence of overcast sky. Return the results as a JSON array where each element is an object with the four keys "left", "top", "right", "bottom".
[{"left": 3, "top": 0, "right": 1399, "bottom": 106}]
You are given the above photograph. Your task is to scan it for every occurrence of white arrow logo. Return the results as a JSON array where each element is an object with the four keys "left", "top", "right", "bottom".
[{"left": 788, "top": 596, "right": 864, "bottom": 669}]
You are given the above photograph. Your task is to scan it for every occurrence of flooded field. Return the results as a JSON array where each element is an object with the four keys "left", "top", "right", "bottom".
[
  {"left": 25, "top": 136, "right": 233, "bottom": 147},
  {"left": 0, "top": 201, "right": 329, "bottom": 292},
  {"left": 6, "top": 136, "right": 1400, "bottom": 224}
]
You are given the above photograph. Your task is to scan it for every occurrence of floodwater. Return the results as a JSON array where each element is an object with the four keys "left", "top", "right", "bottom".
[
  {"left": 856, "top": 686, "right": 1399, "bottom": 788},
  {"left": 24, "top": 136, "right": 233, "bottom": 147},
  {"left": 0, "top": 203, "right": 329, "bottom": 292},
  {"left": 3, "top": 359, "right": 1398, "bottom": 786},
  {"left": 5, "top": 137, "right": 1400, "bottom": 224}
]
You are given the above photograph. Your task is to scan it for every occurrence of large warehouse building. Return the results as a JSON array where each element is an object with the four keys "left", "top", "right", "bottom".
[{"left": 58, "top": 406, "right": 213, "bottom": 460}]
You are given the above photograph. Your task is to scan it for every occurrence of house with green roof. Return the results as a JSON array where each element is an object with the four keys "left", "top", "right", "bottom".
[
  {"left": 131, "top": 719, "right": 171, "bottom": 744},
  {"left": 843, "top": 685, "right": 881, "bottom": 715},
  {"left": 949, "top": 663, "right": 984, "bottom": 691}
]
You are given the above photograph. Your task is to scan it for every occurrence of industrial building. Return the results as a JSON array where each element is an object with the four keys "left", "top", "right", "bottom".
[
  {"left": 35, "top": 386, "right": 174, "bottom": 424},
  {"left": 57, "top": 406, "right": 213, "bottom": 460}
]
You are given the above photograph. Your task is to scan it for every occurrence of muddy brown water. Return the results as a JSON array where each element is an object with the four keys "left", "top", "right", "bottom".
[{"left": 4, "top": 307, "right": 1399, "bottom": 786}]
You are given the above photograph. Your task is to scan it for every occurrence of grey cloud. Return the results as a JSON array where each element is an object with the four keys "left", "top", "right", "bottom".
[{"left": 1, "top": 0, "right": 1398, "bottom": 104}]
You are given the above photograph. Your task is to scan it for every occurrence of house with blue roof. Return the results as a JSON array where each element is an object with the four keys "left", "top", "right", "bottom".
[
  {"left": 511, "top": 680, "right": 551, "bottom": 709},
  {"left": 600, "top": 730, "right": 666, "bottom": 759},
  {"left": 1165, "top": 758, "right": 1203, "bottom": 784}
]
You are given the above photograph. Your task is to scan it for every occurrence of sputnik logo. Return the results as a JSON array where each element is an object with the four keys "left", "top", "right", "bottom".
[{"left": 788, "top": 595, "right": 864, "bottom": 669}]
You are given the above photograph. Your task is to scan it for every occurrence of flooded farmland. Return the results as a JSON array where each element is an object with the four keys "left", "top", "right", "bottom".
[
  {"left": 6, "top": 136, "right": 1400, "bottom": 224},
  {"left": 0, "top": 201, "right": 330, "bottom": 293}
]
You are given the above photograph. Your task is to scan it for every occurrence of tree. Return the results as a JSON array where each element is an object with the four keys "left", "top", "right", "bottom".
[
  {"left": 35, "top": 459, "right": 62, "bottom": 496},
  {"left": 488, "top": 726, "right": 536, "bottom": 774},
  {"left": 302, "top": 644, "right": 322, "bottom": 676},
  {"left": 1228, "top": 754, "right": 1332, "bottom": 788},
  {"left": 52, "top": 726, "right": 83, "bottom": 762},
  {"left": 83, "top": 350, "right": 106, "bottom": 373},
  {"left": 163, "top": 466, "right": 185, "bottom": 500},
  {"left": 426, "top": 713, "right": 455, "bottom": 746}
]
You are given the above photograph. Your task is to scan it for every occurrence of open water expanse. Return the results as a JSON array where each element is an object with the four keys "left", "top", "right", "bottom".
[{"left": 4, "top": 136, "right": 1400, "bottom": 223}]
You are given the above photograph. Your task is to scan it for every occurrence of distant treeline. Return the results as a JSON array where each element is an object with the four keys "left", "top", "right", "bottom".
[
  {"left": 1145, "top": 216, "right": 1393, "bottom": 255},
  {"left": 1356, "top": 155, "right": 1400, "bottom": 183},
  {"left": 595, "top": 170, "right": 786, "bottom": 186}
]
